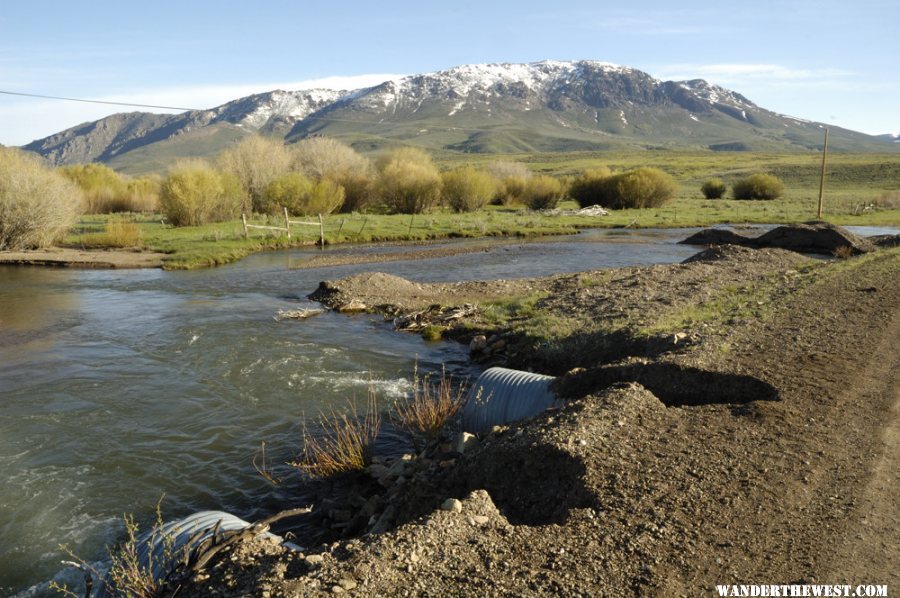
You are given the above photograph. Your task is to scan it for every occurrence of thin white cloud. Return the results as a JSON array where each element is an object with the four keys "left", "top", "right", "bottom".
[
  {"left": 652, "top": 63, "right": 854, "bottom": 85},
  {"left": 650, "top": 62, "right": 898, "bottom": 135},
  {"left": 0, "top": 73, "right": 403, "bottom": 146}
]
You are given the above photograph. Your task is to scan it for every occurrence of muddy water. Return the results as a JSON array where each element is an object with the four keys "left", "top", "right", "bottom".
[{"left": 0, "top": 225, "right": 889, "bottom": 594}]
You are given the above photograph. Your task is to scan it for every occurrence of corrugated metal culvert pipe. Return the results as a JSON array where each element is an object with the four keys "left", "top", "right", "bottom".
[
  {"left": 98, "top": 510, "right": 292, "bottom": 596},
  {"left": 462, "top": 367, "right": 557, "bottom": 434}
]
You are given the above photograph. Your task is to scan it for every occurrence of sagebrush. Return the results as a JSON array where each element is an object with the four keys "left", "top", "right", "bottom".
[
  {"left": 0, "top": 147, "right": 82, "bottom": 250},
  {"left": 732, "top": 173, "right": 784, "bottom": 200}
]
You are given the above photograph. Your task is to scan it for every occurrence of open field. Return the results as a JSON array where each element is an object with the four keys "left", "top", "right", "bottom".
[
  {"left": 2, "top": 151, "right": 896, "bottom": 269},
  {"left": 57, "top": 193, "right": 899, "bottom": 270}
]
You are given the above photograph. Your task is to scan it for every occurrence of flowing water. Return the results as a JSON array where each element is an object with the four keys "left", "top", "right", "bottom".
[{"left": 0, "top": 226, "right": 893, "bottom": 594}]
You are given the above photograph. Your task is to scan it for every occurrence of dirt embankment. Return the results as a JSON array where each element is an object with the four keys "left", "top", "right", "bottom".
[
  {"left": 183, "top": 244, "right": 900, "bottom": 596},
  {"left": 0, "top": 247, "right": 166, "bottom": 268}
]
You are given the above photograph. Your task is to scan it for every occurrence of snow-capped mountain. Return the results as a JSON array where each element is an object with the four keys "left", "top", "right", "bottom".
[{"left": 22, "top": 60, "right": 896, "bottom": 170}]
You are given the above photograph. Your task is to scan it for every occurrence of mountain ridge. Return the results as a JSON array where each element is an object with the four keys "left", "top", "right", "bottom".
[{"left": 21, "top": 60, "right": 898, "bottom": 173}]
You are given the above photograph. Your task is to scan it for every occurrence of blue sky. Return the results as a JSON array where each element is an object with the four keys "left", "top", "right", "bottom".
[{"left": 1, "top": 0, "right": 898, "bottom": 145}]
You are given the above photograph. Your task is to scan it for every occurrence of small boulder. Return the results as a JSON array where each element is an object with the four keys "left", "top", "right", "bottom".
[
  {"left": 469, "top": 335, "right": 488, "bottom": 353},
  {"left": 338, "top": 299, "right": 367, "bottom": 313},
  {"left": 441, "top": 498, "right": 463, "bottom": 513},
  {"left": 453, "top": 432, "right": 479, "bottom": 454}
]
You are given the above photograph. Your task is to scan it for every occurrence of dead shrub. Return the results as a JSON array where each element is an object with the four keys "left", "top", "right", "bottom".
[
  {"left": 393, "top": 366, "right": 468, "bottom": 442},
  {"left": 833, "top": 245, "right": 854, "bottom": 259},
  {"left": 52, "top": 499, "right": 180, "bottom": 598},
  {"left": 292, "top": 390, "right": 381, "bottom": 478}
]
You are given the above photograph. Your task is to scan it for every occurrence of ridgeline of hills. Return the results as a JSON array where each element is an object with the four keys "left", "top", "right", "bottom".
[{"left": 22, "top": 60, "right": 899, "bottom": 173}]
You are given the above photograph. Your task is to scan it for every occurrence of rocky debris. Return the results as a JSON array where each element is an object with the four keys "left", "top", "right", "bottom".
[
  {"left": 274, "top": 308, "right": 324, "bottom": 321},
  {"left": 870, "top": 233, "right": 900, "bottom": 248},
  {"left": 469, "top": 334, "right": 488, "bottom": 353},
  {"left": 541, "top": 204, "right": 610, "bottom": 216},
  {"left": 680, "top": 221, "right": 875, "bottom": 255},
  {"left": 337, "top": 299, "right": 367, "bottom": 313},
  {"left": 678, "top": 227, "right": 755, "bottom": 247},
  {"left": 180, "top": 246, "right": 900, "bottom": 596},
  {"left": 310, "top": 246, "right": 811, "bottom": 374},
  {"left": 453, "top": 432, "right": 479, "bottom": 454},
  {"left": 753, "top": 222, "right": 874, "bottom": 254},
  {"left": 393, "top": 303, "right": 477, "bottom": 331},
  {"left": 308, "top": 272, "right": 540, "bottom": 313}
]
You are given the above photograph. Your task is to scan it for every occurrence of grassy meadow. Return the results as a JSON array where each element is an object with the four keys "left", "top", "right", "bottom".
[{"left": 64, "top": 150, "right": 900, "bottom": 269}]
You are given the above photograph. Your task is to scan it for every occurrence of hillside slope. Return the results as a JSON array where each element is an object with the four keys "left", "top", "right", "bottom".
[{"left": 22, "top": 60, "right": 897, "bottom": 173}]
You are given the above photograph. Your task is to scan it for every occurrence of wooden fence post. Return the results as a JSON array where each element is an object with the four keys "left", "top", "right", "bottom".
[
  {"left": 283, "top": 207, "right": 292, "bottom": 239},
  {"left": 817, "top": 127, "right": 829, "bottom": 220},
  {"left": 318, "top": 214, "right": 325, "bottom": 248},
  {"left": 241, "top": 213, "right": 249, "bottom": 239}
]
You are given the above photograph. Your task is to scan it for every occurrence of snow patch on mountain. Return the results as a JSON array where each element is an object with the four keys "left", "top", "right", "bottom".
[
  {"left": 677, "top": 79, "right": 750, "bottom": 107},
  {"left": 212, "top": 89, "right": 347, "bottom": 128},
  {"left": 349, "top": 60, "right": 640, "bottom": 115}
]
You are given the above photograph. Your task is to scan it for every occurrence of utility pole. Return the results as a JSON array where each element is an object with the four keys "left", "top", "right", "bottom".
[{"left": 817, "top": 127, "right": 828, "bottom": 220}]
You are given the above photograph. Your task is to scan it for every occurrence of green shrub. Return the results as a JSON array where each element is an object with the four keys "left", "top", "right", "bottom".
[
  {"left": 700, "top": 178, "right": 728, "bottom": 199},
  {"left": 487, "top": 161, "right": 532, "bottom": 205},
  {"left": 78, "top": 217, "right": 143, "bottom": 248},
  {"left": 732, "top": 174, "right": 784, "bottom": 200},
  {"left": 522, "top": 175, "right": 565, "bottom": 210},
  {"left": 611, "top": 167, "right": 676, "bottom": 209},
  {"left": 261, "top": 172, "right": 313, "bottom": 215},
  {"left": 217, "top": 135, "right": 292, "bottom": 213},
  {"left": 377, "top": 147, "right": 442, "bottom": 214},
  {"left": 292, "top": 137, "right": 374, "bottom": 213},
  {"left": 441, "top": 166, "right": 497, "bottom": 212},
  {"left": 59, "top": 163, "right": 130, "bottom": 213},
  {"left": 124, "top": 176, "right": 161, "bottom": 212},
  {"left": 159, "top": 160, "right": 241, "bottom": 226},
  {"left": 334, "top": 172, "right": 373, "bottom": 213},
  {"left": 495, "top": 176, "right": 528, "bottom": 205},
  {"left": 568, "top": 167, "right": 615, "bottom": 208},
  {"left": 0, "top": 147, "right": 82, "bottom": 249},
  {"left": 305, "top": 178, "right": 346, "bottom": 215},
  {"left": 262, "top": 173, "right": 345, "bottom": 216}
]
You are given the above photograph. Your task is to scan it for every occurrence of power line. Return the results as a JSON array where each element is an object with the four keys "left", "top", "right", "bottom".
[
  {"left": 0, "top": 90, "right": 199, "bottom": 111},
  {"left": 0, "top": 88, "right": 494, "bottom": 134}
]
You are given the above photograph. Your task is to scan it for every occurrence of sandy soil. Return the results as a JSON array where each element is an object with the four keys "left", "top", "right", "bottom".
[
  {"left": 177, "top": 243, "right": 899, "bottom": 596},
  {"left": 0, "top": 247, "right": 166, "bottom": 268}
]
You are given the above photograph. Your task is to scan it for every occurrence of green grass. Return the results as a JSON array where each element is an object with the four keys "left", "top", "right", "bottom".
[
  {"left": 61, "top": 151, "right": 899, "bottom": 269},
  {"left": 477, "top": 292, "right": 585, "bottom": 346},
  {"left": 640, "top": 279, "right": 786, "bottom": 336},
  {"left": 65, "top": 208, "right": 593, "bottom": 269}
]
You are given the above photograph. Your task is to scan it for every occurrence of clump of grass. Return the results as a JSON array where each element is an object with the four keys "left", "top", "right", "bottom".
[
  {"left": 833, "top": 245, "right": 854, "bottom": 259},
  {"left": 393, "top": 365, "right": 468, "bottom": 442},
  {"left": 79, "top": 218, "right": 144, "bottom": 248},
  {"left": 52, "top": 498, "right": 179, "bottom": 598},
  {"left": 102, "top": 511, "right": 174, "bottom": 597},
  {"left": 421, "top": 325, "right": 444, "bottom": 341},
  {"left": 481, "top": 292, "right": 547, "bottom": 325},
  {"left": 292, "top": 390, "right": 381, "bottom": 478}
]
